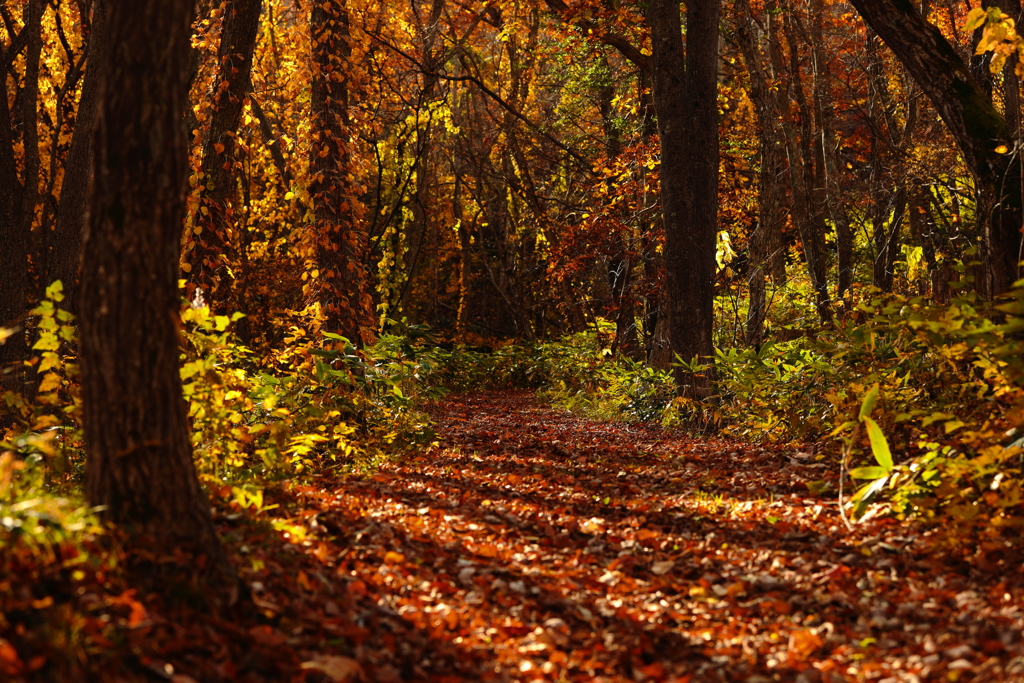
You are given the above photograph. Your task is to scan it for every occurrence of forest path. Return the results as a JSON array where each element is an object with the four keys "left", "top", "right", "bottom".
[{"left": 266, "top": 391, "right": 1024, "bottom": 682}]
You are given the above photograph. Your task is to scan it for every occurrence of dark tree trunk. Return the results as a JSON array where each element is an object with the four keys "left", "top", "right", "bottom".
[
  {"left": 0, "top": 0, "right": 43, "bottom": 395},
  {"left": 736, "top": 0, "right": 786, "bottom": 346},
  {"left": 780, "top": 4, "right": 832, "bottom": 323},
  {"left": 809, "top": 0, "right": 854, "bottom": 301},
  {"left": 849, "top": 0, "right": 1022, "bottom": 296},
  {"left": 309, "top": 0, "right": 376, "bottom": 346},
  {"left": 872, "top": 187, "right": 908, "bottom": 291},
  {"left": 185, "top": 0, "right": 263, "bottom": 308},
  {"left": 48, "top": 1, "right": 106, "bottom": 314},
  {"left": 648, "top": 0, "right": 721, "bottom": 397},
  {"left": 647, "top": 0, "right": 720, "bottom": 395},
  {"left": 79, "top": 0, "right": 228, "bottom": 571}
]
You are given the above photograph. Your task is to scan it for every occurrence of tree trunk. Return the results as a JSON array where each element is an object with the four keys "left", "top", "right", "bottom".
[
  {"left": 736, "top": 0, "right": 786, "bottom": 346},
  {"left": 185, "top": 0, "right": 264, "bottom": 309},
  {"left": 848, "top": 0, "right": 1022, "bottom": 296},
  {"left": 48, "top": 1, "right": 106, "bottom": 314},
  {"left": 309, "top": 0, "right": 376, "bottom": 346},
  {"left": 0, "top": 0, "right": 43, "bottom": 395},
  {"left": 647, "top": 0, "right": 720, "bottom": 397},
  {"left": 780, "top": 4, "right": 832, "bottom": 323},
  {"left": 79, "top": 0, "right": 228, "bottom": 572},
  {"left": 809, "top": 0, "right": 854, "bottom": 301},
  {"left": 872, "top": 187, "right": 907, "bottom": 291}
]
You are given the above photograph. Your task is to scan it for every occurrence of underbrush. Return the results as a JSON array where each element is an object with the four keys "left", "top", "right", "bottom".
[
  {"left": 0, "top": 285, "right": 457, "bottom": 680},
  {"left": 436, "top": 322, "right": 677, "bottom": 422},
  {"left": 3, "top": 285, "right": 445, "bottom": 492},
  {"left": 438, "top": 285, "right": 1024, "bottom": 527}
]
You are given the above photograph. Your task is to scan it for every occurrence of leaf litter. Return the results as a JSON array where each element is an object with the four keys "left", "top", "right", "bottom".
[{"left": 7, "top": 391, "right": 1024, "bottom": 682}]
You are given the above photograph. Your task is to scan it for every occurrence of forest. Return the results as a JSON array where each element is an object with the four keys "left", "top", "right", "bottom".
[{"left": 5, "top": 0, "right": 1024, "bottom": 680}]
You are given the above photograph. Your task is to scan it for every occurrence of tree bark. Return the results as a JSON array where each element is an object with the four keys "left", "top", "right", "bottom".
[
  {"left": 48, "top": 1, "right": 106, "bottom": 314},
  {"left": 309, "top": 0, "right": 376, "bottom": 346},
  {"left": 780, "top": 3, "right": 832, "bottom": 322},
  {"left": 79, "top": 0, "right": 228, "bottom": 571},
  {"left": 736, "top": 0, "right": 786, "bottom": 346},
  {"left": 0, "top": 0, "right": 43, "bottom": 395},
  {"left": 647, "top": 0, "right": 720, "bottom": 397},
  {"left": 185, "top": 0, "right": 263, "bottom": 308},
  {"left": 848, "top": 0, "right": 1022, "bottom": 296}
]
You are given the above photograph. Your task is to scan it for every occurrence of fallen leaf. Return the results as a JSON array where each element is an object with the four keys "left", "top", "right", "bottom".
[
  {"left": 301, "top": 655, "right": 364, "bottom": 682},
  {"left": 651, "top": 560, "right": 675, "bottom": 575},
  {"left": 788, "top": 628, "right": 822, "bottom": 662}
]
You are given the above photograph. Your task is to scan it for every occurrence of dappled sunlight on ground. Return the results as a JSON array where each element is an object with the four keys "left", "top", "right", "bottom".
[{"left": 228, "top": 391, "right": 1024, "bottom": 682}]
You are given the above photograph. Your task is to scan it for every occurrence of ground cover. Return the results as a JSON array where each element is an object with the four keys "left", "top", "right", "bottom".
[{"left": 5, "top": 391, "right": 1024, "bottom": 682}]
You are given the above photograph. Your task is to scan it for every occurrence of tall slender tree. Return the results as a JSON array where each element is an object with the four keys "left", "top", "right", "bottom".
[
  {"left": 0, "top": 0, "right": 43, "bottom": 394},
  {"left": 185, "top": 0, "right": 264, "bottom": 315},
  {"left": 309, "top": 0, "right": 376, "bottom": 346},
  {"left": 48, "top": 1, "right": 106, "bottom": 313}
]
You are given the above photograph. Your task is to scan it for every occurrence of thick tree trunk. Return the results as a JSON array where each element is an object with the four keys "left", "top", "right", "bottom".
[
  {"left": 648, "top": 0, "right": 721, "bottom": 397},
  {"left": 849, "top": 0, "right": 1022, "bottom": 295},
  {"left": 79, "top": 0, "right": 228, "bottom": 571},
  {"left": 185, "top": 0, "right": 263, "bottom": 309},
  {"left": 309, "top": 0, "right": 376, "bottom": 346}
]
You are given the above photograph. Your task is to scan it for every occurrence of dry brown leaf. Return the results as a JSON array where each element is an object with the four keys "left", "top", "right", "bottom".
[
  {"left": 651, "top": 560, "right": 675, "bottom": 575},
  {"left": 301, "top": 655, "right": 364, "bottom": 682}
]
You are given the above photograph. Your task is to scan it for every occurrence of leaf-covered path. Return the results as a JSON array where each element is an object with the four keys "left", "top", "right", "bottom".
[{"left": 241, "top": 392, "right": 1024, "bottom": 682}]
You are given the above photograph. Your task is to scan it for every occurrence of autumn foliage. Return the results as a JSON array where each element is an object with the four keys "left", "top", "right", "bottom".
[{"left": 6, "top": 0, "right": 1024, "bottom": 680}]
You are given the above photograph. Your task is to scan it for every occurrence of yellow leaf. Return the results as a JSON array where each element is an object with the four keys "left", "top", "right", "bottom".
[
  {"left": 37, "top": 373, "right": 61, "bottom": 393},
  {"left": 38, "top": 352, "right": 60, "bottom": 373},
  {"left": 996, "top": 144, "right": 1009, "bottom": 154},
  {"left": 965, "top": 7, "right": 987, "bottom": 31},
  {"left": 31, "top": 415, "right": 61, "bottom": 430}
]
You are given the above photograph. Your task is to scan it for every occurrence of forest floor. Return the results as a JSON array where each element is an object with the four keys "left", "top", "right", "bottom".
[{"left": 24, "top": 392, "right": 1024, "bottom": 682}]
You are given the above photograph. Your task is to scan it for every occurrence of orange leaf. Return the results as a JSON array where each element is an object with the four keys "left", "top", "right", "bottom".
[
  {"left": 787, "top": 628, "right": 823, "bottom": 662},
  {"left": 0, "top": 638, "right": 23, "bottom": 674}
]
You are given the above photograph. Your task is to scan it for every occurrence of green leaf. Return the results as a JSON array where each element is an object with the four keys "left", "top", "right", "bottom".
[
  {"left": 863, "top": 416, "right": 893, "bottom": 471},
  {"left": 859, "top": 384, "right": 879, "bottom": 421},
  {"left": 850, "top": 465, "right": 889, "bottom": 480}
]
